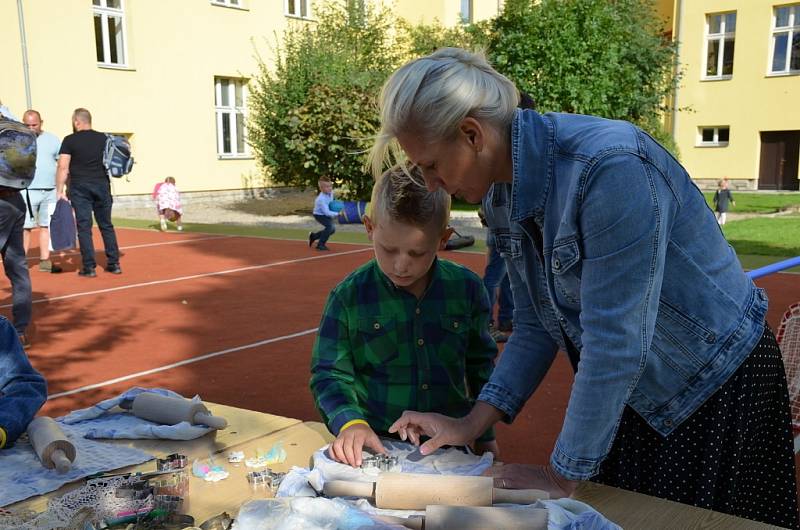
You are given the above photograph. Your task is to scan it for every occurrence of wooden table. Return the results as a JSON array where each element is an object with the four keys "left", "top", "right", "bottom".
[{"left": 10, "top": 409, "right": 788, "bottom": 529}]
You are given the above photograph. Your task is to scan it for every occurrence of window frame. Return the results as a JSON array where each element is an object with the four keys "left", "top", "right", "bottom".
[
  {"left": 214, "top": 77, "right": 250, "bottom": 159},
  {"left": 703, "top": 12, "right": 736, "bottom": 80},
  {"left": 210, "top": 0, "right": 245, "bottom": 9},
  {"left": 93, "top": 0, "right": 129, "bottom": 68},
  {"left": 460, "top": 0, "right": 473, "bottom": 24},
  {"left": 697, "top": 126, "right": 731, "bottom": 147},
  {"left": 285, "top": 0, "right": 312, "bottom": 20},
  {"left": 769, "top": 4, "right": 800, "bottom": 75}
]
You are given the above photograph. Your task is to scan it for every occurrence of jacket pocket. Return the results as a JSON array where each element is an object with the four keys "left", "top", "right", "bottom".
[
  {"left": 356, "top": 316, "right": 399, "bottom": 365},
  {"left": 494, "top": 230, "right": 524, "bottom": 259},
  {"left": 551, "top": 240, "right": 582, "bottom": 307}
]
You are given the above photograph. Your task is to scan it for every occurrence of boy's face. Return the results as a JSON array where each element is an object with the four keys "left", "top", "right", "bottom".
[
  {"left": 319, "top": 181, "right": 333, "bottom": 194},
  {"left": 364, "top": 215, "right": 452, "bottom": 297}
]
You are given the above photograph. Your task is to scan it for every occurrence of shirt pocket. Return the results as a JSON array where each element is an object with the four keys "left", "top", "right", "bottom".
[
  {"left": 551, "top": 240, "right": 582, "bottom": 308},
  {"left": 437, "top": 315, "right": 470, "bottom": 367},
  {"left": 356, "top": 316, "right": 399, "bottom": 366}
]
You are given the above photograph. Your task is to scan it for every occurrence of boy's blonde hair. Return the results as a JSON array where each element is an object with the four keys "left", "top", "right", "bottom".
[{"left": 369, "top": 164, "right": 450, "bottom": 231}]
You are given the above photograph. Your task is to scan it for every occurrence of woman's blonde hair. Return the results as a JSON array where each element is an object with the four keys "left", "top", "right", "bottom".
[{"left": 368, "top": 48, "right": 519, "bottom": 179}]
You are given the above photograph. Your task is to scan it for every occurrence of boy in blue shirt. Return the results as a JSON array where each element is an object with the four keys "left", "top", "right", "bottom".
[{"left": 309, "top": 176, "right": 338, "bottom": 251}]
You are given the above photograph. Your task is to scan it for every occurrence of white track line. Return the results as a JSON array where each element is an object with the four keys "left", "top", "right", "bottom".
[
  {"left": 48, "top": 327, "right": 317, "bottom": 400},
  {"left": 1, "top": 247, "right": 371, "bottom": 309},
  {"left": 23, "top": 234, "right": 231, "bottom": 263}
]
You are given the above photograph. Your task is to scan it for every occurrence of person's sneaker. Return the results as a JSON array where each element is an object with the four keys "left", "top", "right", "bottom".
[
  {"left": 308, "top": 232, "right": 317, "bottom": 248},
  {"left": 160, "top": 219, "right": 168, "bottom": 231},
  {"left": 177, "top": 225, "right": 183, "bottom": 231},
  {"left": 78, "top": 267, "right": 97, "bottom": 277},
  {"left": 17, "top": 333, "right": 30, "bottom": 348},
  {"left": 106, "top": 264, "right": 122, "bottom": 275},
  {"left": 316, "top": 244, "right": 330, "bottom": 251},
  {"left": 39, "top": 259, "right": 63, "bottom": 273}
]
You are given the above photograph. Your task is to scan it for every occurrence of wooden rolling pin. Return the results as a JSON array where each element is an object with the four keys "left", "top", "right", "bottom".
[
  {"left": 379, "top": 505, "right": 548, "bottom": 530},
  {"left": 323, "top": 472, "right": 549, "bottom": 510},
  {"left": 128, "top": 393, "right": 228, "bottom": 429},
  {"left": 27, "top": 417, "right": 77, "bottom": 473}
]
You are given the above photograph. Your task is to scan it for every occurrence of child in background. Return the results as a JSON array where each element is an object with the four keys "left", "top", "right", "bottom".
[
  {"left": 309, "top": 176, "right": 338, "bottom": 251},
  {"left": 310, "top": 164, "right": 498, "bottom": 467},
  {"left": 155, "top": 177, "right": 183, "bottom": 231},
  {"left": 713, "top": 178, "right": 735, "bottom": 226}
]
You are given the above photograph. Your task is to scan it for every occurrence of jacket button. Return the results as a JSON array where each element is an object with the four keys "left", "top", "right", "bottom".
[
  {"left": 664, "top": 419, "right": 673, "bottom": 427},
  {"left": 553, "top": 259, "right": 561, "bottom": 270}
]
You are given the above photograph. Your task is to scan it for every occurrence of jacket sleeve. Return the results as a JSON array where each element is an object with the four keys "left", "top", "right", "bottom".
[
  {"left": 477, "top": 256, "right": 559, "bottom": 422},
  {"left": 309, "top": 291, "right": 365, "bottom": 435},
  {"left": 0, "top": 318, "right": 47, "bottom": 448},
  {"left": 465, "top": 280, "right": 498, "bottom": 441},
  {"left": 550, "top": 153, "right": 674, "bottom": 480}
]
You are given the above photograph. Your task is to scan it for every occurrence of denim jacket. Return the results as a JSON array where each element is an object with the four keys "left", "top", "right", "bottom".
[
  {"left": 0, "top": 316, "right": 47, "bottom": 448},
  {"left": 478, "top": 109, "right": 767, "bottom": 481}
]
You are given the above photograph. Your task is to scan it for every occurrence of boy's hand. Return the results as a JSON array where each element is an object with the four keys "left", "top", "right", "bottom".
[
  {"left": 330, "top": 423, "right": 386, "bottom": 467},
  {"left": 472, "top": 439, "right": 499, "bottom": 458}
]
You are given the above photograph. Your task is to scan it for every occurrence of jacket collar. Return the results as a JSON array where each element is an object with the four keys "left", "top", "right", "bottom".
[{"left": 509, "top": 109, "right": 552, "bottom": 224}]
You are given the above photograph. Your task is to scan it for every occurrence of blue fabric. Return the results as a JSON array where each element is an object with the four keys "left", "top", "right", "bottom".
[
  {"left": 483, "top": 231, "right": 514, "bottom": 323},
  {"left": 29, "top": 131, "right": 60, "bottom": 189},
  {"left": 313, "top": 214, "right": 336, "bottom": 246},
  {"left": 0, "top": 424, "right": 153, "bottom": 507},
  {"left": 60, "top": 386, "right": 214, "bottom": 440},
  {"left": 480, "top": 109, "right": 768, "bottom": 480},
  {"left": 49, "top": 198, "right": 76, "bottom": 251},
  {"left": 0, "top": 317, "right": 45, "bottom": 447}
]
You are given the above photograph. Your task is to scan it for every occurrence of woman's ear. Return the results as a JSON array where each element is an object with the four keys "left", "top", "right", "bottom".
[{"left": 460, "top": 117, "right": 484, "bottom": 153}]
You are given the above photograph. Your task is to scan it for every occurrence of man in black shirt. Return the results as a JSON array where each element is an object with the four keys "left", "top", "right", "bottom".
[{"left": 56, "top": 108, "right": 121, "bottom": 277}]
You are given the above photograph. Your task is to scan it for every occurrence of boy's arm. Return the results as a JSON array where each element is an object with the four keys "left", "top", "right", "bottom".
[
  {"left": 310, "top": 292, "right": 367, "bottom": 435},
  {"left": 0, "top": 319, "right": 47, "bottom": 449},
  {"left": 465, "top": 282, "right": 499, "bottom": 442}
]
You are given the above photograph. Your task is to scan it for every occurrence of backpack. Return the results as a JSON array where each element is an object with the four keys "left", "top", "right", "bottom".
[
  {"left": 103, "top": 134, "right": 134, "bottom": 178},
  {"left": 0, "top": 117, "right": 36, "bottom": 189}
]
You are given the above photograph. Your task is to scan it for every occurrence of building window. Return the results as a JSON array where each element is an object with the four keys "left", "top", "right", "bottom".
[
  {"left": 215, "top": 78, "right": 248, "bottom": 157},
  {"left": 93, "top": 0, "right": 127, "bottom": 67},
  {"left": 704, "top": 12, "right": 736, "bottom": 79},
  {"left": 770, "top": 4, "right": 800, "bottom": 74},
  {"left": 460, "top": 0, "right": 473, "bottom": 23},
  {"left": 211, "top": 0, "right": 241, "bottom": 7},
  {"left": 698, "top": 126, "right": 730, "bottom": 147},
  {"left": 286, "top": 0, "right": 311, "bottom": 19}
]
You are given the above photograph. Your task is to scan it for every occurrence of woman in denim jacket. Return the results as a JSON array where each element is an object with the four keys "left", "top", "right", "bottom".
[{"left": 375, "top": 48, "right": 798, "bottom": 528}]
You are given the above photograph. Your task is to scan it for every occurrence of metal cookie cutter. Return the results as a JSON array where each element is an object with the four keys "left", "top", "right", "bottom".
[
  {"left": 246, "top": 469, "right": 272, "bottom": 486},
  {"left": 157, "top": 453, "right": 188, "bottom": 471},
  {"left": 361, "top": 454, "right": 398, "bottom": 471}
]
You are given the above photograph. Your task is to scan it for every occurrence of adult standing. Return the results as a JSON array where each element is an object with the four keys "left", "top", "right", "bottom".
[
  {"left": 21, "top": 110, "right": 62, "bottom": 273},
  {"left": 375, "top": 48, "right": 798, "bottom": 528},
  {"left": 0, "top": 117, "right": 34, "bottom": 346},
  {"left": 56, "top": 108, "right": 121, "bottom": 277}
]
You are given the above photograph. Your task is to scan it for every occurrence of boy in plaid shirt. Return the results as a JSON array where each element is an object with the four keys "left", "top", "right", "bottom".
[{"left": 310, "top": 165, "right": 498, "bottom": 467}]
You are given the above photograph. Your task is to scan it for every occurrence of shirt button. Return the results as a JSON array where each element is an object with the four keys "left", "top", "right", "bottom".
[
  {"left": 453, "top": 321, "right": 459, "bottom": 329},
  {"left": 421, "top": 383, "right": 429, "bottom": 390},
  {"left": 373, "top": 322, "right": 380, "bottom": 330},
  {"left": 417, "top": 338, "right": 424, "bottom": 347},
  {"left": 415, "top": 308, "right": 421, "bottom": 315}
]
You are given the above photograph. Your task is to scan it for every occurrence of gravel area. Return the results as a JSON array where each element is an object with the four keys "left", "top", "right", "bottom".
[{"left": 113, "top": 200, "right": 488, "bottom": 240}]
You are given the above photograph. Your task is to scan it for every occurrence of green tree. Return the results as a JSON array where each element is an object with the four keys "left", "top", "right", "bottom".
[
  {"left": 248, "top": 1, "right": 404, "bottom": 198},
  {"left": 488, "top": 0, "right": 679, "bottom": 153}
]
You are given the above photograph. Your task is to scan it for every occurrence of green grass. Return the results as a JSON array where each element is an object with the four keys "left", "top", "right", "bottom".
[
  {"left": 704, "top": 192, "right": 800, "bottom": 213},
  {"left": 722, "top": 216, "right": 800, "bottom": 257}
]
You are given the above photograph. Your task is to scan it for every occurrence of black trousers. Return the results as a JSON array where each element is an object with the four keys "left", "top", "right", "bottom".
[
  {"left": 68, "top": 179, "right": 120, "bottom": 269},
  {"left": 0, "top": 193, "right": 32, "bottom": 333}
]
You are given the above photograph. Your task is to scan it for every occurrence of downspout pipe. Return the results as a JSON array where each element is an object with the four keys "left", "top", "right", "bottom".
[
  {"left": 17, "top": 0, "right": 32, "bottom": 109},
  {"left": 670, "top": 0, "right": 683, "bottom": 140}
]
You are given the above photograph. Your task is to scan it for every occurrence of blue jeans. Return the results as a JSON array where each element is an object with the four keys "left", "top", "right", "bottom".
[
  {"left": 68, "top": 179, "right": 120, "bottom": 269},
  {"left": 313, "top": 215, "right": 336, "bottom": 246},
  {"left": 483, "top": 235, "right": 513, "bottom": 324}
]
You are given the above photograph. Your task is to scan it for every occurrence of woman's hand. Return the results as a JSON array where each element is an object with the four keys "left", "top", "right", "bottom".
[
  {"left": 472, "top": 439, "right": 500, "bottom": 459},
  {"left": 329, "top": 423, "right": 386, "bottom": 467},
  {"left": 388, "top": 411, "right": 476, "bottom": 455},
  {"left": 484, "top": 463, "right": 578, "bottom": 499}
]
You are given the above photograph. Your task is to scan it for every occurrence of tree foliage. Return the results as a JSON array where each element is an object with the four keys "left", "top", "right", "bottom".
[
  {"left": 488, "top": 0, "right": 679, "bottom": 152},
  {"left": 248, "top": 1, "right": 404, "bottom": 198}
]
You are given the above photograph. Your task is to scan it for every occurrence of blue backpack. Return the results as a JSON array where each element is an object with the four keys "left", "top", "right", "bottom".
[{"left": 103, "top": 134, "right": 134, "bottom": 178}]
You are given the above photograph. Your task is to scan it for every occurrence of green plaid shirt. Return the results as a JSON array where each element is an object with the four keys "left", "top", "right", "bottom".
[{"left": 310, "top": 258, "right": 497, "bottom": 441}]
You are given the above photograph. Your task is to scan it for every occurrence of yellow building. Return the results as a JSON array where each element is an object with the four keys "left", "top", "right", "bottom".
[
  {"left": 0, "top": 0, "right": 502, "bottom": 197},
  {"left": 666, "top": 0, "right": 799, "bottom": 190}
]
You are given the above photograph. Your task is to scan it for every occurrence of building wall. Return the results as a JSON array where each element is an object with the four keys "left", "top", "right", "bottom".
[
  {"left": 673, "top": 0, "right": 800, "bottom": 189},
  {"left": 0, "top": 0, "right": 502, "bottom": 196}
]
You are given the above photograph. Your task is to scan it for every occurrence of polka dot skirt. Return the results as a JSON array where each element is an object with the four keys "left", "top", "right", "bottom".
[{"left": 593, "top": 326, "right": 800, "bottom": 529}]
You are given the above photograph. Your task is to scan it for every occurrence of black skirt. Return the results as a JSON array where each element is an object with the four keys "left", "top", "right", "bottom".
[{"left": 593, "top": 325, "right": 800, "bottom": 529}]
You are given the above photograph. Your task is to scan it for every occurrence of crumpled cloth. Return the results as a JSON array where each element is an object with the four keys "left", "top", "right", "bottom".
[
  {"left": 0, "top": 424, "right": 153, "bottom": 507},
  {"left": 59, "top": 386, "right": 214, "bottom": 440},
  {"left": 276, "top": 439, "right": 621, "bottom": 530}
]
